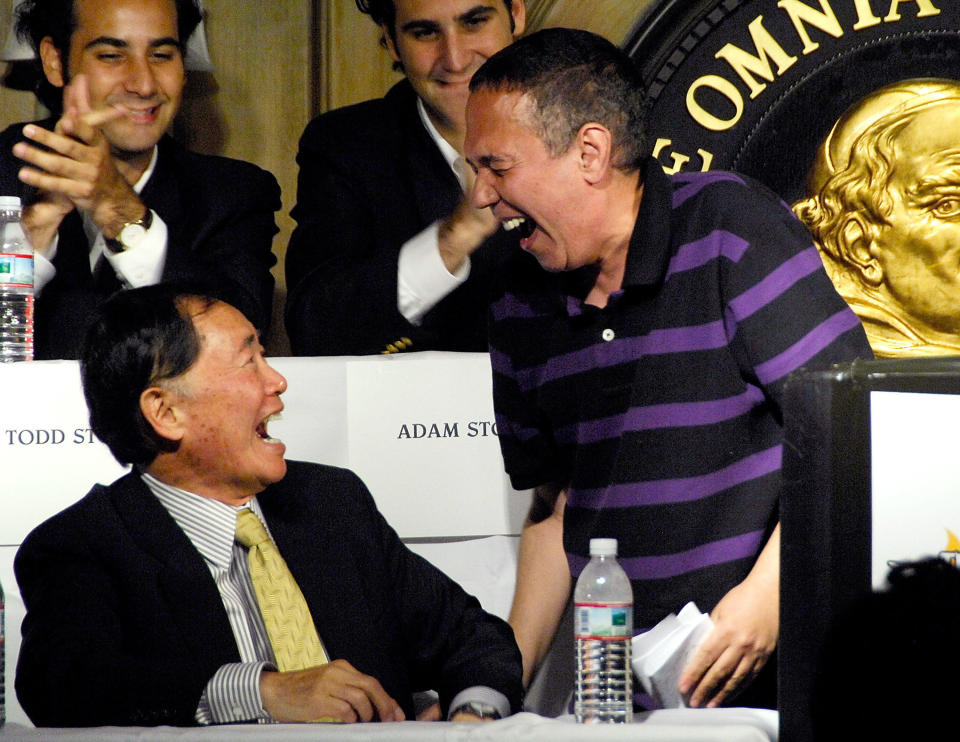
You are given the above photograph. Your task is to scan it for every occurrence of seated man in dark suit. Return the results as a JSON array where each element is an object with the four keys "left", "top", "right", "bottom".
[
  {"left": 285, "top": 0, "right": 525, "bottom": 356},
  {"left": 0, "top": 0, "right": 279, "bottom": 359},
  {"left": 14, "top": 283, "right": 522, "bottom": 727}
]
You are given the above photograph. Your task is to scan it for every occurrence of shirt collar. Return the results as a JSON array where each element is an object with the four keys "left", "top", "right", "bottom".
[
  {"left": 416, "top": 97, "right": 467, "bottom": 191},
  {"left": 141, "top": 471, "right": 267, "bottom": 570},
  {"left": 622, "top": 157, "right": 674, "bottom": 289},
  {"left": 132, "top": 145, "right": 160, "bottom": 194},
  {"left": 553, "top": 159, "right": 672, "bottom": 313}
]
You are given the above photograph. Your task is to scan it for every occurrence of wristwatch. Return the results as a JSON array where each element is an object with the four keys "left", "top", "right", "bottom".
[
  {"left": 104, "top": 208, "right": 153, "bottom": 254},
  {"left": 449, "top": 700, "right": 502, "bottom": 720}
]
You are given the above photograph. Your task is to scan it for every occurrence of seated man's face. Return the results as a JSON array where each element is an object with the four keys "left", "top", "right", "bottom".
[
  {"left": 45, "top": 0, "right": 185, "bottom": 159},
  {"left": 870, "top": 102, "right": 960, "bottom": 334},
  {"left": 384, "top": 0, "right": 524, "bottom": 132},
  {"left": 167, "top": 301, "right": 288, "bottom": 504}
]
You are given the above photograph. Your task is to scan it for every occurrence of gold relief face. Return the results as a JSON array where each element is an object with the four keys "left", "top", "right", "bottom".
[{"left": 794, "top": 79, "right": 960, "bottom": 357}]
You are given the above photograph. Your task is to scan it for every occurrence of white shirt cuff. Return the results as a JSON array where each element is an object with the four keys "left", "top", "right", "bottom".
[
  {"left": 101, "top": 210, "right": 168, "bottom": 288},
  {"left": 398, "top": 221, "right": 470, "bottom": 326},
  {"left": 447, "top": 686, "right": 511, "bottom": 719},
  {"left": 33, "top": 239, "right": 57, "bottom": 295},
  {"left": 197, "top": 661, "right": 272, "bottom": 725}
]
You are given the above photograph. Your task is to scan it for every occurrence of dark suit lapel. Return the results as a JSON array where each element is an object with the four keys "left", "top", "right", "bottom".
[
  {"left": 51, "top": 212, "right": 93, "bottom": 286},
  {"left": 255, "top": 482, "right": 346, "bottom": 657},
  {"left": 108, "top": 472, "right": 239, "bottom": 665},
  {"left": 140, "top": 138, "right": 187, "bottom": 259}
]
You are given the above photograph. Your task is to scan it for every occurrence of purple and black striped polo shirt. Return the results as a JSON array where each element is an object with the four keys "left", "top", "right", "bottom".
[{"left": 489, "top": 159, "right": 872, "bottom": 630}]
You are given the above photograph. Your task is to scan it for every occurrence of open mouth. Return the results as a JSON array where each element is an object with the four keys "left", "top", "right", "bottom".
[
  {"left": 502, "top": 216, "right": 537, "bottom": 239},
  {"left": 256, "top": 413, "right": 282, "bottom": 444}
]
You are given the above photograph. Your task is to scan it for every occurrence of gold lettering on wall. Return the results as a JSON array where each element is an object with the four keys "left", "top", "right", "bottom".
[
  {"left": 686, "top": 75, "right": 746, "bottom": 131},
  {"left": 884, "top": 0, "right": 941, "bottom": 23},
  {"left": 777, "top": 0, "right": 844, "bottom": 54},
  {"left": 678, "top": 0, "right": 947, "bottom": 136},
  {"left": 852, "top": 0, "right": 883, "bottom": 29},
  {"left": 714, "top": 15, "right": 798, "bottom": 99},
  {"left": 652, "top": 139, "right": 715, "bottom": 173}
]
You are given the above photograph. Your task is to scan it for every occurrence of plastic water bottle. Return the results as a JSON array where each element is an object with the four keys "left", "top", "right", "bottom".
[
  {"left": 574, "top": 538, "right": 633, "bottom": 723},
  {"left": 0, "top": 196, "right": 33, "bottom": 362}
]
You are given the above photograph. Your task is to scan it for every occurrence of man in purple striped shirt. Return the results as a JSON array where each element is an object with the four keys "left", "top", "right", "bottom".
[{"left": 464, "top": 29, "right": 872, "bottom": 709}]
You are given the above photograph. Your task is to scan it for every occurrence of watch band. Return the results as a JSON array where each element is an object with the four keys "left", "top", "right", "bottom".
[{"left": 104, "top": 208, "right": 154, "bottom": 254}]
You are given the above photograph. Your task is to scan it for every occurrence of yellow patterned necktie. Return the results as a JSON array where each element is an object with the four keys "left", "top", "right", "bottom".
[{"left": 235, "top": 509, "right": 329, "bottom": 671}]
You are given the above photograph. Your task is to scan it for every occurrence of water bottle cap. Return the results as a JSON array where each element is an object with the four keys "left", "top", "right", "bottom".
[
  {"left": 589, "top": 538, "right": 617, "bottom": 556},
  {"left": 0, "top": 195, "right": 22, "bottom": 209}
]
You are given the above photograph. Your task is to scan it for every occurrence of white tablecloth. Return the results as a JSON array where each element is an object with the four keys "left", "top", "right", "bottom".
[{"left": 0, "top": 710, "right": 778, "bottom": 741}]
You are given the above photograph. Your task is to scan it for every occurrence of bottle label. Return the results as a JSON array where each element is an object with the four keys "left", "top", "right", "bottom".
[
  {"left": 575, "top": 602, "right": 633, "bottom": 640},
  {"left": 0, "top": 253, "right": 33, "bottom": 289}
]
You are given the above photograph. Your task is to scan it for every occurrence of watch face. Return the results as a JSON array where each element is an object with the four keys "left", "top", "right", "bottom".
[{"left": 119, "top": 223, "right": 148, "bottom": 249}]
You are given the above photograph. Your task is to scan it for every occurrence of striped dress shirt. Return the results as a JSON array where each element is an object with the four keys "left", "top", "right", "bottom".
[{"left": 143, "top": 472, "right": 286, "bottom": 724}]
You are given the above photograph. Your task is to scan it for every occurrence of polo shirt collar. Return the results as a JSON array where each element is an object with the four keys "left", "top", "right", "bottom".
[{"left": 622, "top": 157, "right": 674, "bottom": 290}]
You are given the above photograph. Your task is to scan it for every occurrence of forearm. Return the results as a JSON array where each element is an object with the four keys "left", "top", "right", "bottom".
[
  {"left": 508, "top": 487, "right": 572, "bottom": 689},
  {"left": 749, "top": 522, "right": 780, "bottom": 594},
  {"left": 679, "top": 522, "right": 780, "bottom": 707}
]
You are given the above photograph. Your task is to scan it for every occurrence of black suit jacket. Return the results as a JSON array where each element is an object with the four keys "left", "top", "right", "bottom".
[
  {"left": 285, "top": 80, "right": 517, "bottom": 356},
  {"left": 14, "top": 460, "right": 522, "bottom": 727},
  {"left": 0, "top": 121, "right": 280, "bottom": 359}
]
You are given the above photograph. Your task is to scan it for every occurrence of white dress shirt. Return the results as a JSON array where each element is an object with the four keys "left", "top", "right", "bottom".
[{"left": 395, "top": 100, "right": 472, "bottom": 326}]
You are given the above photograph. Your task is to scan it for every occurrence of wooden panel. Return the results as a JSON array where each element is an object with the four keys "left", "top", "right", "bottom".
[
  {"left": 0, "top": 0, "right": 47, "bottom": 136},
  {"left": 318, "top": 1, "right": 402, "bottom": 113},
  {"left": 179, "top": 0, "right": 313, "bottom": 354}
]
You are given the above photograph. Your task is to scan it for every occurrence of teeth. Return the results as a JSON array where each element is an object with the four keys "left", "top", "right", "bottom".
[
  {"left": 259, "top": 413, "right": 283, "bottom": 443},
  {"left": 503, "top": 217, "right": 526, "bottom": 231}
]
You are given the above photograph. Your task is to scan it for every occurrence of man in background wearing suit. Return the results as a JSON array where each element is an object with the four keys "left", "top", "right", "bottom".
[
  {"left": 0, "top": 0, "right": 279, "bottom": 359},
  {"left": 285, "top": 0, "right": 525, "bottom": 356},
  {"left": 14, "top": 283, "right": 522, "bottom": 727}
]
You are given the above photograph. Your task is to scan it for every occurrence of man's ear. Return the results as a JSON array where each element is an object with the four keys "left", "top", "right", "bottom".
[
  {"left": 381, "top": 24, "right": 402, "bottom": 66},
  {"left": 839, "top": 215, "right": 883, "bottom": 287},
  {"left": 577, "top": 123, "right": 612, "bottom": 185},
  {"left": 140, "top": 386, "right": 186, "bottom": 444},
  {"left": 38, "top": 36, "right": 66, "bottom": 88},
  {"left": 510, "top": 0, "right": 527, "bottom": 38}
]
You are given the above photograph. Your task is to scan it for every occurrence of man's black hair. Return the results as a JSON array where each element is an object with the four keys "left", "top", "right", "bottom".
[
  {"left": 470, "top": 27, "right": 648, "bottom": 172},
  {"left": 81, "top": 283, "right": 217, "bottom": 467},
  {"left": 15, "top": 0, "right": 202, "bottom": 112},
  {"left": 356, "top": 0, "right": 514, "bottom": 33}
]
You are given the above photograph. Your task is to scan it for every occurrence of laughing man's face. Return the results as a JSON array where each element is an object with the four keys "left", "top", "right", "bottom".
[
  {"left": 49, "top": 0, "right": 185, "bottom": 161},
  {"left": 466, "top": 88, "right": 597, "bottom": 272}
]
